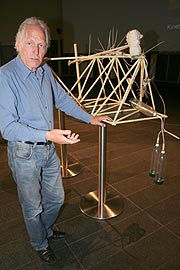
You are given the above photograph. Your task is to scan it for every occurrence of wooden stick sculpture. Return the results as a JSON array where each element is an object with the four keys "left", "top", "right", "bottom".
[
  {"left": 46, "top": 29, "right": 167, "bottom": 126},
  {"left": 45, "top": 29, "right": 179, "bottom": 188}
]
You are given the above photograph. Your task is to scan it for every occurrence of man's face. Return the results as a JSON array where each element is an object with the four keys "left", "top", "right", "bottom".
[{"left": 16, "top": 25, "right": 47, "bottom": 71}]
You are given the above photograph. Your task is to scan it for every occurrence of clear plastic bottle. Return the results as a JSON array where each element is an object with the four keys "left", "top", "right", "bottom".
[
  {"left": 149, "top": 143, "right": 160, "bottom": 177},
  {"left": 130, "top": 98, "right": 157, "bottom": 117},
  {"left": 154, "top": 150, "right": 166, "bottom": 185}
]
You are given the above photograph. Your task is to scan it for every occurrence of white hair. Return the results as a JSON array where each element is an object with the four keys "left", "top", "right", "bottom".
[{"left": 15, "top": 17, "right": 50, "bottom": 52}]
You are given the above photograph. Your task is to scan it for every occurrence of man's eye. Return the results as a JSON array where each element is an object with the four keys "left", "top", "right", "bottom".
[{"left": 39, "top": 44, "right": 45, "bottom": 48}]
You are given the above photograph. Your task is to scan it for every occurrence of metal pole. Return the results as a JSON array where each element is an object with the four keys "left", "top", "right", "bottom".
[
  {"left": 80, "top": 125, "right": 124, "bottom": 220},
  {"left": 58, "top": 110, "right": 68, "bottom": 178},
  {"left": 98, "top": 125, "right": 106, "bottom": 218},
  {"left": 58, "top": 110, "right": 82, "bottom": 178}
]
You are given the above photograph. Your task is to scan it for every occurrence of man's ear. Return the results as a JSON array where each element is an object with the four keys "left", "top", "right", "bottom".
[{"left": 15, "top": 39, "right": 20, "bottom": 52}]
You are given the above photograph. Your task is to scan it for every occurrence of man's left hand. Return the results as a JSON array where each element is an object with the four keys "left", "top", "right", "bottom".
[{"left": 90, "top": 115, "right": 112, "bottom": 127}]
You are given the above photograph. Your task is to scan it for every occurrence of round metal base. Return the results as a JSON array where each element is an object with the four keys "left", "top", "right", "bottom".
[
  {"left": 80, "top": 190, "right": 124, "bottom": 220},
  {"left": 61, "top": 160, "right": 82, "bottom": 178}
]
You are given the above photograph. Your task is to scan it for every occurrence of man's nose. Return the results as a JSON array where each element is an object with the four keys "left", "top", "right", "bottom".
[{"left": 33, "top": 45, "right": 39, "bottom": 54}]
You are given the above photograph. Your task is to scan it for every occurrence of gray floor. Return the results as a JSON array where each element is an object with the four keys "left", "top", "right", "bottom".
[{"left": 0, "top": 84, "right": 180, "bottom": 269}]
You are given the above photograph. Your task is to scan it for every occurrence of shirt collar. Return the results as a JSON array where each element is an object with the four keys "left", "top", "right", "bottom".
[{"left": 15, "top": 55, "right": 44, "bottom": 79}]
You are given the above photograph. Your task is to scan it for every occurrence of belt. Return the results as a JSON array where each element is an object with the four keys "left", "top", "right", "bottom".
[{"left": 19, "top": 141, "right": 52, "bottom": 145}]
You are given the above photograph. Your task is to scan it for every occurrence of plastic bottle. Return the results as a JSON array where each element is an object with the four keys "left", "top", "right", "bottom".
[
  {"left": 154, "top": 150, "right": 166, "bottom": 185},
  {"left": 149, "top": 143, "right": 160, "bottom": 177},
  {"left": 130, "top": 98, "right": 157, "bottom": 117}
]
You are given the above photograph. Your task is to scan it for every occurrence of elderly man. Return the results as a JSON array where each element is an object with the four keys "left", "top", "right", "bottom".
[{"left": 0, "top": 17, "right": 111, "bottom": 265}]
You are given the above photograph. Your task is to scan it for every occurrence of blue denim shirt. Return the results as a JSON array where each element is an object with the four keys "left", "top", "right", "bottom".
[{"left": 0, "top": 55, "right": 92, "bottom": 142}]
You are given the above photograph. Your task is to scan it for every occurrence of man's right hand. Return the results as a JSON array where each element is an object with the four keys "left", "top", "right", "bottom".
[{"left": 46, "top": 129, "right": 80, "bottom": 144}]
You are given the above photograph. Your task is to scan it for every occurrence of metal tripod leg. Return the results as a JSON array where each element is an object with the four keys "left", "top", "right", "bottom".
[
  {"left": 80, "top": 125, "right": 124, "bottom": 220},
  {"left": 58, "top": 110, "right": 82, "bottom": 178}
]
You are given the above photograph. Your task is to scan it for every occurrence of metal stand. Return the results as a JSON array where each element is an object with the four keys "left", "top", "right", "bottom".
[
  {"left": 58, "top": 111, "right": 82, "bottom": 178},
  {"left": 80, "top": 125, "right": 124, "bottom": 220}
]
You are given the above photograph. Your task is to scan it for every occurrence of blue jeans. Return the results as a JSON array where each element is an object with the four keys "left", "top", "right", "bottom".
[{"left": 8, "top": 141, "right": 64, "bottom": 251}]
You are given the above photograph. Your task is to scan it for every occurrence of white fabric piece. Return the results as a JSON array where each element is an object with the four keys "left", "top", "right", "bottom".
[{"left": 126, "top": 29, "right": 143, "bottom": 56}]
